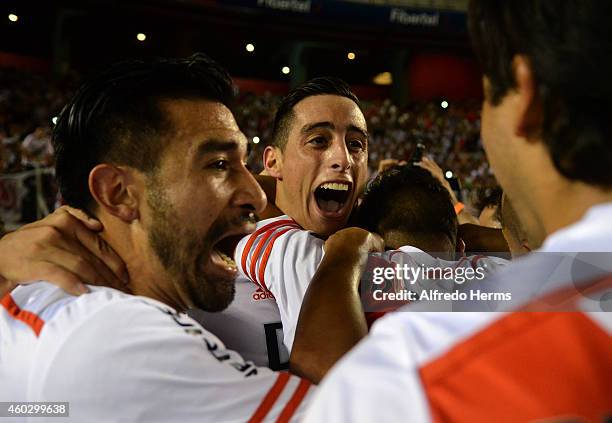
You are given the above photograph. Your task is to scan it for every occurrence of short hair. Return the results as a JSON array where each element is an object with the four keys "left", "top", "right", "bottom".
[
  {"left": 357, "top": 165, "right": 458, "bottom": 250},
  {"left": 53, "top": 53, "right": 236, "bottom": 212},
  {"left": 270, "top": 77, "right": 360, "bottom": 150},
  {"left": 474, "top": 186, "right": 502, "bottom": 215},
  {"left": 468, "top": 0, "right": 612, "bottom": 186}
]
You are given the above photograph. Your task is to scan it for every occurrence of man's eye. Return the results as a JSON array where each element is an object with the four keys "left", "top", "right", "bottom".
[
  {"left": 210, "top": 160, "right": 229, "bottom": 171},
  {"left": 309, "top": 136, "right": 327, "bottom": 146},
  {"left": 348, "top": 140, "right": 365, "bottom": 150}
]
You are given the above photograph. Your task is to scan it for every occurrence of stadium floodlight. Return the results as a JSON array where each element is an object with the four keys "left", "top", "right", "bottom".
[
  {"left": 52, "top": 116, "right": 58, "bottom": 125},
  {"left": 441, "top": 100, "right": 449, "bottom": 109},
  {"left": 347, "top": 52, "right": 356, "bottom": 60},
  {"left": 373, "top": 72, "right": 392, "bottom": 85},
  {"left": 246, "top": 43, "right": 255, "bottom": 52},
  {"left": 282, "top": 66, "right": 290, "bottom": 75},
  {"left": 252, "top": 136, "right": 260, "bottom": 144},
  {"left": 445, "top": 171, "right": 453, "bottom": 179},
  {"left": 8, "top": 14, "right": 18, "bottom": 22},
  {"left": 137, "top": 33, "right": 147, "bottom": 42}
]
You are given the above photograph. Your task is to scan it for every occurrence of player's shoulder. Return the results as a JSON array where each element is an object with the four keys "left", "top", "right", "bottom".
[
  {"left": 237, "top": 215, "right": 324, "bottom": 286},
  {"left": 366, "top": 310, "right": 499, "bottom": 367},
  {"left": 6, "top": 282, "right": 135, "bottom": 325},
  {"left": 7, "top": 281, "right": 219, "bottom": 345}
]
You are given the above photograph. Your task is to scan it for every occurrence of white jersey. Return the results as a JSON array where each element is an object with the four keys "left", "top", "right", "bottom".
[
  {"left": 189, "top": 275, "right": 289, "bottom": 370},
  {"left": 236, "top": 215, "right": 508, "bottom": 351},
  {"left": 235, "top": 215, "right": 324, "bottom": 351},
  {"left": 304, "top": 202, "right": 612, "bottom": 422},
  {"left": 0, "top": 283, "right": 313, "bottom": 422}
]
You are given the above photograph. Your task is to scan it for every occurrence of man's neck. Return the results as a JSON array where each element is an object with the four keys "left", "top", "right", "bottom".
[
  {"left": 99, "top": 217, "right": 187, "bottom": 312},
  {"left": 531, "top": 179, "right": 612, "bottom": 241}
]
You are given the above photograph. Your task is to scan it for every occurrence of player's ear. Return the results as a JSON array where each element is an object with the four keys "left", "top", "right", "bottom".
[
  {"left": 263, "top": 146, "right": 283, "bottom": 180},
  {"left": 89, "top": 164, "right": 142, "bottom": 222},
  {"left": 512, "top": 55, "right": 543, "bottom": 139},
  {"left": 455, "top": 237, "right": 466, "bottom": 254}
]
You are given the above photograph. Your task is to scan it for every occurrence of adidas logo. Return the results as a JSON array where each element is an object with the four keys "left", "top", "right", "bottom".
[{"left": 252, "top": 287, "right": 275, "bottom": 301}]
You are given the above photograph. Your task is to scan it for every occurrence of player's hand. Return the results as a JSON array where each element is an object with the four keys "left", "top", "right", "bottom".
[
  {"left": 0, "top": 206, "right": 129, "bottom": 297},
  {"left": 324, "top": 227, "right": 385, "bottom": 257},
  {"left": 377, "top": 158, "right": 407, "bottom": 174}
]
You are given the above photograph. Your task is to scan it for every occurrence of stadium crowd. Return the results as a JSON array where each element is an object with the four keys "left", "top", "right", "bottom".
[{"left": 1, "top": 68, "right": 496, "bottom": 228}]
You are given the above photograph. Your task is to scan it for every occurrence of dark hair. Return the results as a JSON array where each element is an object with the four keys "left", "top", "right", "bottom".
[
  {"left": 357, "top": 165, "right": 458, "bottom": 251},
  {"left": 270, "top": 77, "right": 360, "bottom": 150},
  {"left": 474, "top": 185, "right": 502, "bottom": 215},
  {"left": 53, "top": 53, "right": 236, "bottom": 212},
  {"left": 468, "top": 0, "right": 612, "bottom": 186}
]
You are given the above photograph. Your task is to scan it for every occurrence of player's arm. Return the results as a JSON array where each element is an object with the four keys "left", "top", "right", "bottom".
[
  {"left": 458, "top": 223, "right": 509, "bottom": 254},
  {"left": 290, "top": 227, "right": 384, "bottom": 384},
  {"left": 0, "top": 206, "right": 128, "bottom": 297}
]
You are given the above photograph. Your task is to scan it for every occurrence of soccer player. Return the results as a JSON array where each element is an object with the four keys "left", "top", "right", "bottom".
[
  {"left": 304, "top": 1, "right": 612, "bottom": 420},
  {"left": 0, "top": 54, "right": 381, "bottom": 421}
]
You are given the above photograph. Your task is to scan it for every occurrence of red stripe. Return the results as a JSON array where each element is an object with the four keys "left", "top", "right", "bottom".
[
  {"left": 470, "top": 255, "right": 484, "bottom": 268},
  {"left": 249, "top": 224, "right": 298, "bottom": 286},
  {"left": 248, "top": 372, "right": 291, "bottom": 423},
  {"left": 241, "top": 219, "right": 296, "bottom": 277},
  {"left": 453, "top": 256, "right": 469, "bottom": 269},
  {"left": 1, "top": 294, "right": 45, "bottom": 336},
  {"left": 276, "top": 379, "right": 311, "bottom": 423},
  {"left": 258, "top": 227, "right": 297, "bottom": 290}
]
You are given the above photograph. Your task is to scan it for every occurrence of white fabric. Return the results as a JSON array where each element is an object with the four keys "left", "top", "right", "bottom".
[
  {"left": 304, "top": 202, "right": 612, "bottom": 422},
  {"left": 189, "top": 275, "right": 289, "bottom": 369},
  {"left": 236, "top": 215, "right": 509, "bottom": 353},
  {"left": 0, "top": 283, "right": 312, "bottom": 422},
  {"left": 235, "top": 215, "right": 324, "bottom": 351}
]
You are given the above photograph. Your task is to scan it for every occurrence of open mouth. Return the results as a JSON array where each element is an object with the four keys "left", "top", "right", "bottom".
[
  {"left": 314, "top": 181, "right": 352, "bottom": 214},
  {"left": 212, "top": 234, "right": 246, "bottom": 271}
]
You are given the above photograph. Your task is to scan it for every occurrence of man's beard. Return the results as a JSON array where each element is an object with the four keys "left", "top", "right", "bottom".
[{"left": 146, "top": 183, "right": 235, "bottom": 312}]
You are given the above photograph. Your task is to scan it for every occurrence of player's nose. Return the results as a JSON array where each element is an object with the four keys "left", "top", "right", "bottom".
[
  {"left": 233, "top": 167, "right": 267, "bottom": 215},
  {"left": 328, "top": 137, "right": 351, "bottom": 172}
]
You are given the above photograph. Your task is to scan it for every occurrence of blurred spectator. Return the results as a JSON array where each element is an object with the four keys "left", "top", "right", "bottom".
[{"left": 21, "top": 126, "right": 53, "bottom": 168}]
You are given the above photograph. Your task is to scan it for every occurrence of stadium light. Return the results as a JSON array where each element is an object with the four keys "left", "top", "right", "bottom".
[
  {"left": 441, "top": 100, "right": 449, "bottom": 109},
  {"left": 51, "top": 116, "right": 58, "bottom": 125},
  {"left": 373, "top": 72, "right": 392, "bottom": 85},
  {"left": 8, "top": 14, "right": 18, "bottom": 22},
  {"left": 445, "top": 171, "right": 453, "bottom": 179},
  {"left": 246, "top": 43, "right": 255, "bottom": 52},
  {"left": 252, "top": 136, "right": 260, "bottom": 144},
  {"left": 282, "top": 66, "right": 290, "bottom": 75},
  {"left": 137, "top": 33, "right": 147, "bottom": 42},
  {"left": 347, "top": 52, "right": 356, "bottom": 60}
]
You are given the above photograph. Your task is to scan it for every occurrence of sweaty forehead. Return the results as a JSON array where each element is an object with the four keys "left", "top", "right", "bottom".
[{"left": 292, "top": 94, "right": 366, "bottom": 131}]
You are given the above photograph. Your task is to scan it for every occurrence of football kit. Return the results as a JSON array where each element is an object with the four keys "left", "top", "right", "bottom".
[
  {"left": 303, "top": 202, "right": 612, "bottom": 422},
  {"left": 235, "top": 215, "right": 508, "bottom": 352},
  {"left": 0, "top": 283, "right": 313, "bottom": 422}
]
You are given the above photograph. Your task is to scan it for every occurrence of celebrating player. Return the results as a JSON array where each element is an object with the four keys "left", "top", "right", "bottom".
[
  {"left": 304, "top": 0, "right": 612, "bottom": 420},
  {"left": 0, "top": 54, "right": 383, "bottom": 421}
]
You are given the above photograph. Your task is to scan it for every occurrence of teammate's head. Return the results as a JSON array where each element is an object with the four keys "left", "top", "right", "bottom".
[
  {"left": 264, "top": 77, "right": 368, "bottom": 237},
  {"left": 53, "top": 54, "right": 266, "bottom": 312},
  {"left": 469, "top": 0, "right": 612, "bottom": 238},
  {"left": 357, "top": 165, "right": 458, "bottom": 254}
]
